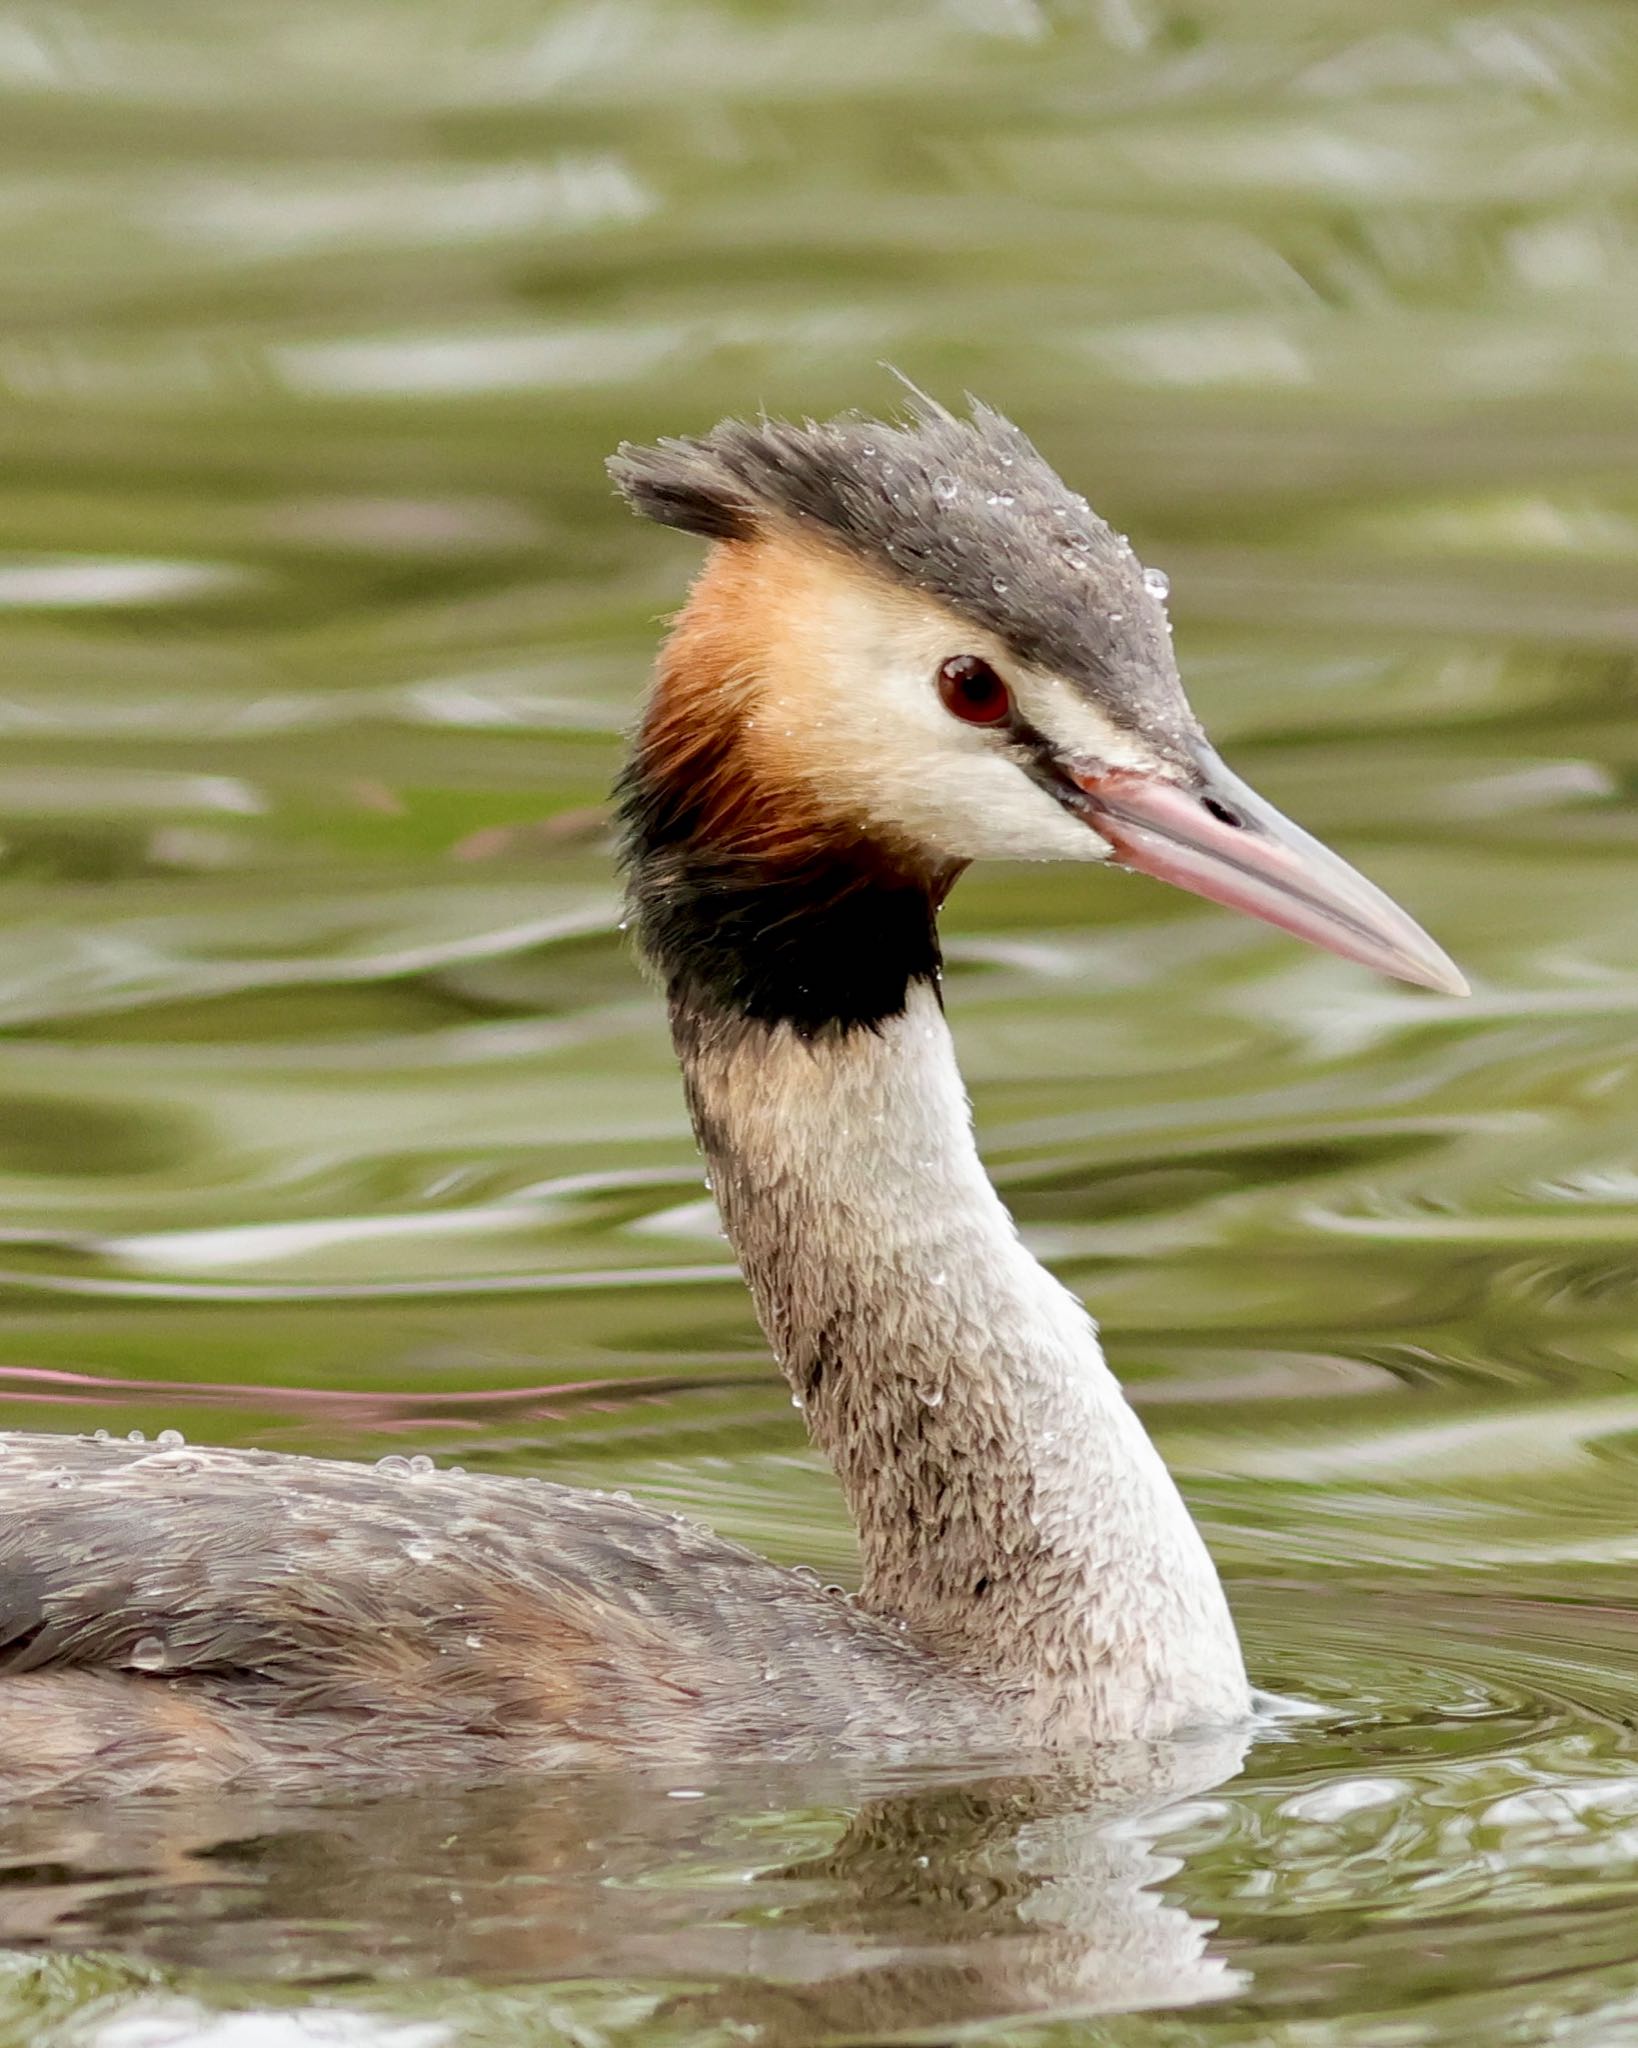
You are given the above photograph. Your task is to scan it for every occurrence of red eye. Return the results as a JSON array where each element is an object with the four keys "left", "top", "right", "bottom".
[{"left": 937, "top": 655, "right": 1013, "bottom": 726}]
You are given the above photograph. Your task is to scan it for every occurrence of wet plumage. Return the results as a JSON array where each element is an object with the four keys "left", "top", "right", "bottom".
[
  {"left": 0, "top": 392, "right": 1462, "bottom": 1798},
  {"left": 0, "top": 1433, "right": 997, "bottom": 1797}
]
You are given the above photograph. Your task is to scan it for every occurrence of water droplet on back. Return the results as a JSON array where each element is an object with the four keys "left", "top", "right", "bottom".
[
  {"left": 1143, "top": 565, "right": 1171, "bottom": 601},
  {"left": 130, "top": 1635, "right": 168, "bottom": 1673}
]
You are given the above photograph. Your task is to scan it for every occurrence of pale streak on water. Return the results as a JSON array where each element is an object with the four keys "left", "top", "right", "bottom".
[{"left": 2, "top": 1, "right": 1638, "bottom": 2043}]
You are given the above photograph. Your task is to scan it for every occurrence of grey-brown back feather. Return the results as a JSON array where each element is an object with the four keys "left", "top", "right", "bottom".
[{"left": 0, "top": 1433, "right": 1001, "bottom": 1795}]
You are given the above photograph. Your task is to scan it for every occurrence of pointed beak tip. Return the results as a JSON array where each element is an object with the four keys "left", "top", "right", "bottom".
[
  {"left": 1402, "top": 953, "right": 1471, "bottom": 1001},
  {"left": 1070, "top": 759, "right": 1470, "bottom": 1002}
]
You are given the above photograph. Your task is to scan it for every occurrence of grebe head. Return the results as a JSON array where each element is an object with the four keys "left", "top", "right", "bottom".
[{"left": 610, "top": 393, "right": 1466, "bottom": 997}]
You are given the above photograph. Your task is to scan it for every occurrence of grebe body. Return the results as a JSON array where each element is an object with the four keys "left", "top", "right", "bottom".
[{"left": 0, "top": 395, "right": 1463, "bottom": 1796}]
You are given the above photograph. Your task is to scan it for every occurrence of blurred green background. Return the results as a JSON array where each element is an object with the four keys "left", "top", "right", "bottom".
[{"left": 6, "top": 1, "right": 1638, "bottom": 2043}]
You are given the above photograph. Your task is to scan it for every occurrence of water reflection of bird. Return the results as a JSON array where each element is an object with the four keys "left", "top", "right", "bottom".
[
  {"left": 0, "top": 1734, "right": 1251, "bottom": 2028},
  {"left": 0, "top": 393, "right": 1463, "bottom": 1797}
]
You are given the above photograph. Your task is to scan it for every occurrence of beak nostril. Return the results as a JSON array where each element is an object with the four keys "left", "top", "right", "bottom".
[{"left": 1200, "top": 796, "right": 1244, "bottom": 830}]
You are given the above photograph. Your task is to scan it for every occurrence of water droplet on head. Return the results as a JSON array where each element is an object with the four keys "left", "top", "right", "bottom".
[
  {"left": 932, "top": 473, "right": 959, "bottom": 505},
  {"left": 992, "top": 577, "right": 1009, "bottom": 596},
  {"left": 130, "top": 1635, "right": 168, "bottom": 1673},
  {"left": 860, "top": 442, "right": 877, "bottom": 457},
  {"left": 127, "top": 1430, "right": 146, "bottom": 1445},
  {"left": 1143, "top": 565, "right": 1170, "bottom": 601},
  {"left": 464, "top": 1633, "right": 482, "bottom": 1650},
  {"left": 375, "top": 1454, "right": 411, "bottom": 1476},
  {"left": 155, "top": 1428, "right": 185, "bottom": 1450},
  {"left": 407, "top": 1453, "right": 435, "bottom": 1477}
]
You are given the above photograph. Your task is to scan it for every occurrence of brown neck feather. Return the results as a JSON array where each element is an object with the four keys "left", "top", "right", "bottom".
[{"left": 618, "top": 541, "right": 952, "bottom": 1038}]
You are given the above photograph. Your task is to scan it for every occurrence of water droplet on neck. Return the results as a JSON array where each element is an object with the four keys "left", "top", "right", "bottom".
[{"left": 1143, "top": 565, "right": 1171, "bottom": 601}]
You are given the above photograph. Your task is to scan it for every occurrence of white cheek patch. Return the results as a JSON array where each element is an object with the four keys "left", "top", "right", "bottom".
[
  {"left": 827, "top": 611, "right": 1112, "bottom": 864},
  {"left": 1021, "top": 673, "right": 1167, "bottom": 777},
  {"left": 757, "top": 565, "right": 1150, "bottom": 866}
]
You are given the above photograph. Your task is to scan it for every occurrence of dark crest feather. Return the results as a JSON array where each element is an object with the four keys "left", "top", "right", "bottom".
[
  {"left": 606, "top": 441, "right": 760, "bottom": 541},
  {"left": 608, "top": 392, "right": 1199, "bottom": 755}
]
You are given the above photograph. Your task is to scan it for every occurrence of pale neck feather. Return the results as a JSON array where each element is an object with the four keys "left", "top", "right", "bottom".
[{"left": 676, "top": 982, "right": 1249, "bottom": 1741}]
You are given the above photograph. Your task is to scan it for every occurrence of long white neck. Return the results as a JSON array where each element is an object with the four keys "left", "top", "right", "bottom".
[{"left": 676, "top": 982, "right": 1249, "bottom": 1741}]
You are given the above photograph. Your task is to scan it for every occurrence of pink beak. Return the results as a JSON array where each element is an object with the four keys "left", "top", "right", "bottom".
[{"left": 1070, "top": 752, "right": 1468, "bottom": 997}]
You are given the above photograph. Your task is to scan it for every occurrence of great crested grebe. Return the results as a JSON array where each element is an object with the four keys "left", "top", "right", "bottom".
[{"left": 0, "top": 396, "right": 1463, "bottom": 1798}]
